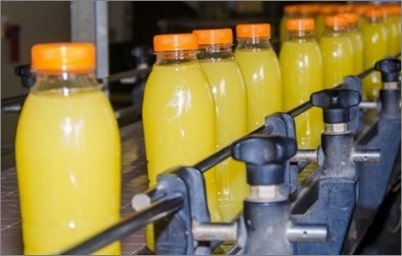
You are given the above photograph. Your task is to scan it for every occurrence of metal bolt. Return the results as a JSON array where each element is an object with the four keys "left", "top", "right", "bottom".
[{"left": 326, "top": 123, "right": 348, "bottom": 134}]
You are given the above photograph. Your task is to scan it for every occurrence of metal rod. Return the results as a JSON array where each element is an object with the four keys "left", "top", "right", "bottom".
[
  {"left": 131, "top": 185, "right": 167, "bottom": 211},
  {"left": 291, "top": 149, "right": 317, "bottom": 163},
  {"left": 1, "top": 94, "right": 27, "bottom": 107},
  {"left": 192, "top": 221, "right": 238, "bottom": 241},
  {"left": 352, "top": 149, "right": 381, "bottom": 163},
  {"left": 104, "top": 67, "right": 151, "bottom": 84},
  {"left": 287, "top": 101, "right": 313, "bottom": 118},
  {"left": 286, "top": 223, "right": 328, "bottom": 243},
  {"left": 60, "top": 195, "right": 184, "bottom": 255},
  {"left": 359, "top": 101, "right": 378, "bottom": 110},
  {"left": 194, "top": 125, "right": 265, "bottom": 173}
]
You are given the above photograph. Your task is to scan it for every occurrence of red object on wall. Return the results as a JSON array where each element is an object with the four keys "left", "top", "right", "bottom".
[{"left": 5, "top": 25, "right": 20, "bottom": 62}]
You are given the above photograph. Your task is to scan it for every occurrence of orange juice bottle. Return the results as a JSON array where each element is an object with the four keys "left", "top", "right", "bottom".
[
  {"left": 383, "top": 5, "right": 401, "bottom": 56},
  {"left": 234, "top": 23, "right": 282, "bottom": 131},
  {"left": 342, "top": 12, "right": 364, "bottom": 75},
  {"left": 335, "top": 4, "right": 354, "bottom": 14},
  {"left": 280, "top": 18, "right": 324, "bottom": 149},
  {"left": 298, "top": 4, "right": 320, "bottom": 39},
  {"left": 15, "top": 43, "right": 121, "bottom": 254},
  {"left": 361, "top": 8, "right": 389, "bottom": 100},
  {"left": 390, "top": 5, "right": 401, "bottom": 55},
  {"left": 280, "top": 5, "right": 299, "bottom": 46},
  {"left": 142, "top": 34, "right": 219, "bottom": 250},
  {"left": 315, "top": 4, "right": 337, "bottom": 39},
  {"left": 319, "top": 15, "right": 354, "bottom": 89},
  {"left": 353, "top": 4, "right": 372, "bottom": 31},
  {"left": 193, "top": 28, "right": 248, "bottom": 222}
]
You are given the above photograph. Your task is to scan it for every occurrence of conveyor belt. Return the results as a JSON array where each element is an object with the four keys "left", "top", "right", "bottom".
[{"left": 1, "top": 122, "right": 148, "bottom": 255}]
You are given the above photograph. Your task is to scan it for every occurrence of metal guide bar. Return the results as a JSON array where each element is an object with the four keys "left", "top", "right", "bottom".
[{"left": 61, "top": 196, "right": 184, "bottom": 255}]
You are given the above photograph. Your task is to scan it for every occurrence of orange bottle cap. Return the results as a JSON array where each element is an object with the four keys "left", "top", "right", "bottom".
[
  {"left": 286, "top": 18, "right": 315, "bottom": 31},
  {"left": 384, "top": 5, "right": 401, "bottom": 16},
  {"left": 341, "top": 12, "right": 358, "bottom": 25},
  {"left": 236, "top": 24, "right": 271, "bottom": 38},
  {"left": 153, "top": 34, "right": 198, "bottom": 52},
  {"left": 193, "top": 28, "right": 233, "bottom": 45},
  {"left": 298, "top": 4, "right": 319, "bottom": 16},
  {"left": 31, "top": 43, "right": 95, "bottom": 72},
  {"left": 284, "top": 5, "right": 299, "bottom": 14},
  {"left": 336, "top": 4, "right": 354, "bottom": 13},
  {"left": 324, "top": 15, "right": 348, "bottom": 27},
  {"left": 319, "top": 4, "right": 336, "bottom": 15},
  {"left": 364, "top": 7, "right": 384, "bottom": 19},
  {"left": 353, "top": 4, "right": 372, "bottom": 15}
]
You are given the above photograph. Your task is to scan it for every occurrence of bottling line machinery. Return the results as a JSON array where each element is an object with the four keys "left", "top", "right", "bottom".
[
  {"left": 2, "top": 51, "right": 400, "bottom": 254},
  {"left": 2, "top": 2, "right": 398, "bottom": 254},
  {"left": 42, "top": 56, "right": 398, "bottom": 255}
]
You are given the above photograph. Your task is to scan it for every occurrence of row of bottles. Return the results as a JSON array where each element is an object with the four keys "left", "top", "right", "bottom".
[
  {"left": 143, "top": 3, "right": 400, "bottom": 246},
  {"left": 15, "top": 3, "right": 399, "bottom": 255},
  {"left": 280, "top": 2, "right": 401, "bottom": 100},
  {"left": 142, "top": 19, "right": 325, "bottom": 249}
]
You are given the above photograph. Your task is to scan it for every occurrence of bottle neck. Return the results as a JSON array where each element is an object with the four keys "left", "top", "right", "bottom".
[
  {"left": 286, "top": 29, "right": 316, "bottom": 42},
  {"left": 236, "top": 37, "right": 273, "bottom": 50},
  {"left": 197, "top": 43, "right": 234, "bottom": 60},
  {"left": 322, "top": 25, "right": 348, "bottom": 36},
  {"left": 31, "top": 71, "right": 99, "bottom": 93},
  {"left": 365, "top": 16, "right": 384, "bottom": 24},
  {"left": 155, "top": 50, "right": 198, "bottom": 65}
]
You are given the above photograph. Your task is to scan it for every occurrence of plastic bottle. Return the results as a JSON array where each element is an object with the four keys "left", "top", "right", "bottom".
[
  {"left": 361, "top": 8, "right": 389, "bottom": 100},
  {"left": 319, "top": 15, "right": 354, "bottom": 88},
  {"left": 315, "top": 4, "right": 337, "bottom": 39},
  {"left": 280, "top": 18, "right": 324, "bottom": 149},
  {"left": 388, "top": 5, "right": 401, "bottom": 55},
  {"left": 383, "top": 5, "right": 401, "bottom": 56},
  {"left": 280, "top": 5, "right": 299, "bottom": 46},
  {"left": 342, "top": 12, "right": 364, "bottom": 75},
  {"left": 336, "top": 4, "right": 354, "bottom": 14},
  {"left": 234, "top": 23, "right": 282, "bottom": 131},
  {"left": 299, "top": 3, "right": 320, "bottom": 19},
  {"left": 15, "top": 43, "right": 121, "bottom": 254},
  {"left": 353, "top": 4, "right": 372, "bottom": 32},
  {"left": 142, "top": 33, "right": 219, "bottom": 250},
  {"left": 193, "top": 28, "right": 248, "bottom": 222},
  {"left": 298, "top": 4, "right": 320, "bottom": 39}
]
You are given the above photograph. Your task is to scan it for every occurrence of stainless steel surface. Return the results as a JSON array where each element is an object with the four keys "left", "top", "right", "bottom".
[
  {"left": 352, "top": 149, "right": 381, "bottom": 163},
  {"left": 325, "top": 123, "right": 348, "bottom": 134},
  {"left": 383, "top": 82, "right": 399, "bottom": 90},
  {"left": 1, "top": 122, "right": 148, "bottom": 255},
  {"left": 359, "top": 101, "right": 378, "bottom": 110},
  {"left": 70, "top": 0, "right": 109, "bottom": 90},
  {"left": 291, "top": 149, "right": 317, "bottom": 163},
  {"left": 192, "top": 221, "right": 238, "bottom": 241},
  {"left": 286, "top": 223, "right": 328, "bottom": 243}
]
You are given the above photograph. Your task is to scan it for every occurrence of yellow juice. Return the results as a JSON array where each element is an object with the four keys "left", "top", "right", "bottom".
[
  {"left": 349, "top": 30, "right": 364, "bottom": 74},
  {"left": 200, "top": 59, "right": 248, "bottom": 222},
  {"left": 319, "top": 33, "right": 354, "bottom": 88},
  {"left": 384, "top": 15, "right": 400, "bottom": 55},
  {"left": 280, "top": 41, "right": 324, "bottom": 149},
  {"left": 15, "top": 89, "right": 121, "bottom": 255},
  {"left": 142, "top": 61, "right": 219, "bottom": 250},
  {"left": 391, "top": 15, "right": 401, "bottom": 55},
  {"left": 393, "top": 15, "right": 401, "bottom": 53},
  {"left": 234, "top": 49, "right": 282, "bottom": 131},
  {"left": 361, "top": 20, "right": 388, "bottom": 100}
]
